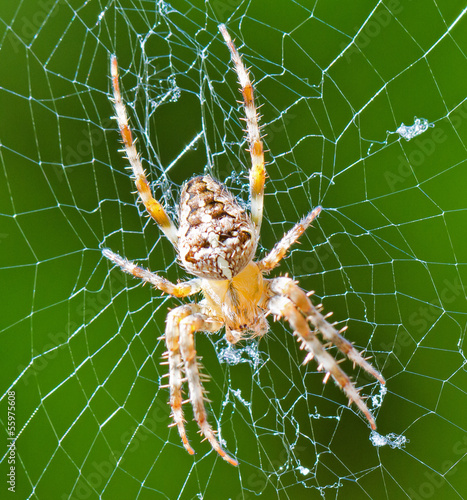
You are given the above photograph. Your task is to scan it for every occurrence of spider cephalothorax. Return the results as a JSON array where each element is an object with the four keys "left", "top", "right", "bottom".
[{"left": 102, "top": 24, "right": 385, "bottom": 466}]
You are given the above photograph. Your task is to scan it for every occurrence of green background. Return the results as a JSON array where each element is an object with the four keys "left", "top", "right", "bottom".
[{"left": 1, "top": 0, "right": 467, "bottom": 499}]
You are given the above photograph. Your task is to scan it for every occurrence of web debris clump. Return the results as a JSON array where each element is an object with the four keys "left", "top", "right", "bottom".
[
  {"left": 217, "top": 341, "right": 263, "bottom": 369},
  {"left": 370, "top": 431, "right": 408, "bottom": 449},
  {"left": 395, "top": 117, "right": 434, "bottom": 141}
]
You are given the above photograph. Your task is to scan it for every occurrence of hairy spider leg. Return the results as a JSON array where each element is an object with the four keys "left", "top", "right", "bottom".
[
  {"left": 267, "top": 278, "right": 385, "bottom": 429},
  {"left": 164, "top": 305, "right": 195, "bottom": 456},
  {"left": 166, "top": 305, "right": 238, "bottom": 466},
  {"left": 219, "top": 24, "right": 266, "bottom": 237},
  {"left": 102, "top": 249, "right": 201, "bottom": 298},
  {"left": 270, "top": 277, "right": 386, "bottom": 386},
  {"left": 258, "top": 206, "right": 322, "bottom": 272},
  {"left": 103, "top": 250, "right": 237, "bottom": 463},
  {"left": 110, "top": 55, "right": 178, "bottom": 246}
]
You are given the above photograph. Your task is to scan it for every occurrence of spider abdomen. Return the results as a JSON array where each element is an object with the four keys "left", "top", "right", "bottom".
[{"left": 178, "top": 175, "right": 257, "bottom": 280}]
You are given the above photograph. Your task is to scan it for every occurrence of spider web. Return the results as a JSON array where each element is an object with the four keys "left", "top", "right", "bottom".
[{"left": 1, "top": 1, "right": 467, "bottom": 498}]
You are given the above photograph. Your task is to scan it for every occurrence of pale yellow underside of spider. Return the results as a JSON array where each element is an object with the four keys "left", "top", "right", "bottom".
[{"left": 102, "top": 24, "right": 385, "bottom": 466}]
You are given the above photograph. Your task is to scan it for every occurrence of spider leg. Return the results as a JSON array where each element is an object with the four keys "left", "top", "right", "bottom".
[
  {"left": 175, "top": 307, "right": 238, "bottom": 466},
  {"left": 267, "top": 277, "right": 385, "bottom": 429},
  {"left": 270, "top": 277, "right": 385, "bottom": 384},
  {"left": 165, "top": 305, "right": 195, "bottom": 455},
  {"left": 102, "top": 248, "right": 201, "bottom": 298},
  {"left": 258, "top": 206, "right": 322, "bottom": 273},
  {"left": 219, "top": 24, "right": 265, "bottom": 237},
  {"left": 110, "top": 55, "right": 178, "bottom": 246}
]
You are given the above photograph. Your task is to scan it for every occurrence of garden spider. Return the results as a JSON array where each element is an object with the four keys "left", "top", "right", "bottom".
[{"left": 102, "top": 24, "right": 385, "bottom": 466}]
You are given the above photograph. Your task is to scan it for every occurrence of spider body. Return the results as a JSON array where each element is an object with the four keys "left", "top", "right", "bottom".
[
  {"left": 179, "top": 174, "right": 267, "bottom": 342},
  {"left": 178, "top": 175, "right": 257, "bottom": 280},
  {"left": 103, "top": 24, "right": 385, "bottom": 467},
  {"left": 201, "top": 260, "right": 268, "bottom": 341}
]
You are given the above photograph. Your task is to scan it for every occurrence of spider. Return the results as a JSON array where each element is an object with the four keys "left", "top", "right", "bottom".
[{"left": 102, "top": 24, "right": 385, "bottom": 466}]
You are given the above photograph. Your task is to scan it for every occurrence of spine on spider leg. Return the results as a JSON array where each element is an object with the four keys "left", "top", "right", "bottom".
[
  {"left": 218, "top": 24, "right": 265, "bottom": 235},
  {"left": 109, "top": 55, "right": 178, "bottom": 245}
]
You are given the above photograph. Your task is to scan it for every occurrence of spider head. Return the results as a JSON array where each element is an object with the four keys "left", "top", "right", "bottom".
[{"left": 177, "top": 175, "right": 257, "bottom": 280}]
